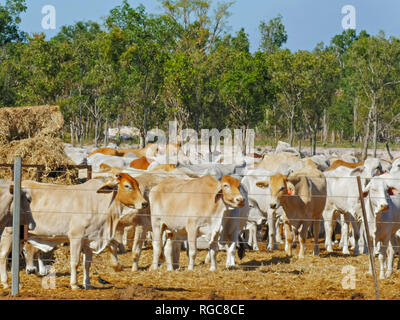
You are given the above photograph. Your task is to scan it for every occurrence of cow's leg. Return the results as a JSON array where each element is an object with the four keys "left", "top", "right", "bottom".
[
  {"left": 69, "top": 238, "right": 83, "bottom": 290},
  {"left": 248, "top": 224, "right": 258, "bottom": 250},
  {"left": 108, "top": 241, "right": 123, "bottom": 272},
  {"left": 324, "top": 210, "right": 335, "bottom": 253},
  {"left": 275, "top": 219, "right": 284, "bottom": 244},
  {"left": 0, "top": 227, "right": 12, "bottom": 288},
  {"left": 312, "top": 219, "right": 321, "bottom": 256},
  {"left": 226, "top": 240, "right": 237, "bottom": 269},
  {"left": 172, "top": 239, "right": 181, "bottom": 270},
  {"left": 38, "top": 253, "right": 52, "bottom": 276},
  {"left": 385, "top": 238, "right": 395, "bottom": 278},
  {"left": 267, "top": 211, "right": 277, "bottom": 250},
  {"left": 114, "top": 226, "right": 126, "bottom": 254},
  {"left": 131, "top": 225, "right": 145, "bottom": 272},
  {"left": 151, "top": 222, "right": 162, "bottom": 271},
  {"left": 378, "top": 240, "right": 388, "bottom": 279},
  {"left": 164, "top": 237, "right": 174, "bottom": 271},
  {"left": 341, "top": 217, "right": 350, "bottom": 255},
  {"left": 209, "top": 237, "right": 219, "bottom": 271},
  {"left": 284, "top": 223, "right": 293, "bottom": 257},
  {"left": 23, "top": 242, "right": 38, "bottom": 275},
  {"left": 82, "top": 244, "right": 93, "bottom": 289},
  {"left": 124, "top": 226, "right": 135, "bottom": 252},
  {"left": 350, "top": 219, "right": 360, "bottom": 256},
  {"left": 298, "top": 222, "right": 311, "bottom": 259},
  {"left": 187, "top": 227, "right": 198, "bottom": 271}
]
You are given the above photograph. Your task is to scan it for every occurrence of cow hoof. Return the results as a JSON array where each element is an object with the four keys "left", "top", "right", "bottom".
[
  {"left": 342, "top": 248, "right": 350, "bottom": 255},
  {"left": 253, "top": 246, "right": 260, "bottom": 251},
  {"left": 385, "top": 271, "right": 393, "bottom": 278},
  {"left": 39, "top": 265, "right": 53, "bottom": 276},
  {"left": 71, "top": 284, "right": 80, "bottom": 290},
  {"left": 379, "top": 273, "right": 386, "bottom": 280},
  {"left": 112, "top": 264, "right": 123, "bottom": 272},
  {"left": 2, "top": 283, "right": 9, "bottom": 289},
  {"left": 131, "top": 264, "right": 138, "bottom": 272},
  {"left": 209, "top": 266, "right": 216, "bottom": 271},
  {"left": 353, "top": 249, "right": 359, "bottom": 257},
  {"left": 26, "top": 267, "right": 37, "bottom": 275},
  {"left": 84, "top": 284, "right": 94, "bottom": 290}
]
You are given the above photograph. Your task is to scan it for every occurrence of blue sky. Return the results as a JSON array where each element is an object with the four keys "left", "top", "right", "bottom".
[{"left": 5, "top": 0, "right": 400, "bottom": 52}]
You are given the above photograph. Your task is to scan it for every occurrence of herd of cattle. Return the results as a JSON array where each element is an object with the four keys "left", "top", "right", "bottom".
[{"left": 1, "top": 141, "right": 400, "bottom": 290}]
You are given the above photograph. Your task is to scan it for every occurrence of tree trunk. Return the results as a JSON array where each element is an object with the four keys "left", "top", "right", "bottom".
[
  {"left": 70, "top": 122, "right": 75, "bottom": 147},
  {"left": 104, "top": 118, "right": 109, "bottom": 147},
  {"left": 373, "top": 106, "right": 378, "bottom": 158},
  {"left": 322, "top": 109, "right": 327, "bottom": 144},
  {"left": 289, "top": 114, "right": 294, "bottom": 146},
  {"left": 143, "top": 106, "right": 148, "bottom": 148},
  {"left": 362, "top": 107, "right": 373, "bottom": 160},
  {"left": 353, "top": 99, "right": 357, "bottom": 143},
  {"left": 313, "top": 130, "right": 317, "bottom": 156},
  {"left": 95, "top": 119, "right": 99, "bottom": 148}
]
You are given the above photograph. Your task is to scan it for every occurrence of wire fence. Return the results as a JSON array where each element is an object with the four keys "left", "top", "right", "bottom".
[{"left": 2, "top": 163, "right": 400, "bottom": 298}]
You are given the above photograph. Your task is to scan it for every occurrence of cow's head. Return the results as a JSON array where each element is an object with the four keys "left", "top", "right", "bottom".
[
  {"left": 255, "top": 173, "right": 295, "bottom": 210},
  {"left": 215, "top": 176, "right": 245, "bottom": 209},
  {"left": 97, "top": 173, "right": 148, "bottom": 210},
  {"left": 1, "top": 184, "right": 35, "bottom": 230},
  {"left": 363, "top": 175, "right": 399, "bottom": 235}
]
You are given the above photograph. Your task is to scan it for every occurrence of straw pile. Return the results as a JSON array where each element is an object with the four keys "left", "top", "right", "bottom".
[{"left": 0, "top": 105, "right": 77, "bottom": 183}]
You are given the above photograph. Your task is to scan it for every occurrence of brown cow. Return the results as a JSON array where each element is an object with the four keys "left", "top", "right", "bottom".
[
  {"left": 256, "top": 168, "right": 327, "bottom": 259},
  {"left": 129, "top": 157, "right": 153, "bottom": 170},
  {"left": 325, "top": 160, "right": 364, "bottom": 171}
]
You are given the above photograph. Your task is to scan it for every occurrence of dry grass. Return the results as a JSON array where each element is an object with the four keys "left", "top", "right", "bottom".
[
  {"left": 0, "top": 105, "right": 77, "bottom": 184},
  {"left": 1, "top": 241, "right": 399, "bottom": 300}
]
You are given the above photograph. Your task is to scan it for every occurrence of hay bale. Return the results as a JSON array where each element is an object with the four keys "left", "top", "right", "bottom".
[
  {"left": 0, "top": 105, "right": 63, "bottom": 144},
  {"left": 0, "top": 105, "right": 78, "bottom": 184}
]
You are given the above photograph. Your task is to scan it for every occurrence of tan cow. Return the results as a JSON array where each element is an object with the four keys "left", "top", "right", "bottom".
[
  {"left": 110, "top": 172, "right": 171, "bottom": 271},
  {"left": 0, "top": 173, "right": 147, "bottom": 289},
  {"left": 256, "top": 168, "right": 327, "bottom": 258},
  {"left": 149, "top": 175, "right": 245, "bottom": 271},
  {"left": 88, "top": 147, "right": 122, "bottom": 157},
  {"left": 256, "top": 152, "right": 317, "bottom": 174}
]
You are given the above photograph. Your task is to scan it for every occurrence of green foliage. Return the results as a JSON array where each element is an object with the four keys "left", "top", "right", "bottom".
[
  {"left": 259, "top": 14, "right": 287, "bottom": 54},
  {"left": 2, "top": 0, "right": 400, "bottom": 149}
]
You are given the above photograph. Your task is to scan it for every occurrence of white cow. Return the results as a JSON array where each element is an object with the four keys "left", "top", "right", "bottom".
[
  {"left": 323, "top": 158, "right": 383, "bottom": 255},
  {"left": 363, "top": 172, "right": 400, "bottom": 278}
]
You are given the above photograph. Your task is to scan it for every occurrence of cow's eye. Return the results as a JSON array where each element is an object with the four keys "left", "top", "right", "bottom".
[
  {"left": 124, "top": 183, "right": 133, "bottom": 190},
  {"left": 280, "top": 187, "right": 285, "bottom": 192}
]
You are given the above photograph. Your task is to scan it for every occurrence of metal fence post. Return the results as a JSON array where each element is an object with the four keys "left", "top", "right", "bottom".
[
  {"left": 356, "top": 175, "right": 380, "bottom": 300},
  {"left": 11, "top": 157, "right": 22, "bottom": 296}
]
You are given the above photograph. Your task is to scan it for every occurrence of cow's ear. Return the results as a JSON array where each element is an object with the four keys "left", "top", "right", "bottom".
[
  {"left": 256, "top": 181, "right": 269, "bottom": 189},
  {"left": 9, "top": 184, "right": 14, "bottom": 195},
  {"left": 388, "top": 187, "right": 400, "bottom": 196},
  {"left": 214, "top": 185, "right": 223, "bottom": 203},
  {"left": 97, "top": 182, "right": 118, "bottom": 194},
  {"left": 286, "top": 182, "right": 295, "bottom": 196}
]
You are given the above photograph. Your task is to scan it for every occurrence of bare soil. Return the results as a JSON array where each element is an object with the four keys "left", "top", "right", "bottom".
[{"left": 0, "top": 240, "right": 399, "bottom": 300}]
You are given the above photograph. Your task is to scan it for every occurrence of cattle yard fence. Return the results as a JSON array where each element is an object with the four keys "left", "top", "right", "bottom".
[{"left": 5, "top": 160, "right": 400, "bottom": 299}]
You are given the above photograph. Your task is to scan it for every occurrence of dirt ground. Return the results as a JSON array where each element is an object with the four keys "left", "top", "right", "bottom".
[{"left": 0, "top": 239, "right": 399, "bottom": 301}]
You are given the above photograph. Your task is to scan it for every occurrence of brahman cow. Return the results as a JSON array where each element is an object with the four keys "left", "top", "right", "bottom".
[
  {"left": 149, "top": 175, "right": 245, "bottom": 271},
  {"left": 256, "top": 168, "right": 327, "bottom": 258},
  {"left": 363, "top": 172, "right": 400, "bottom": 279},
  {"left": 0, "top": 174, "right": 147, "bottom": 289}
]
